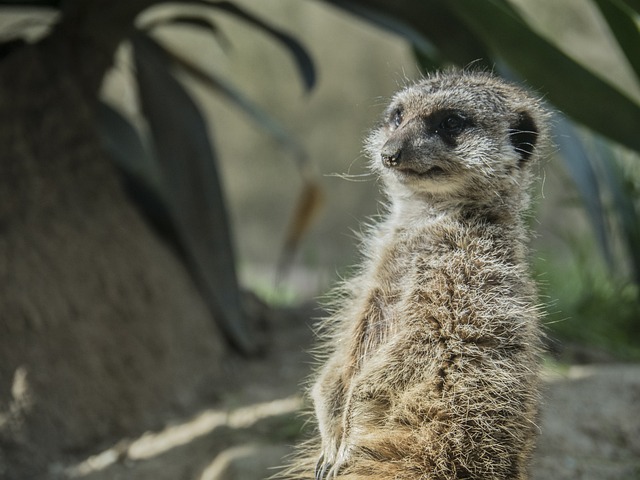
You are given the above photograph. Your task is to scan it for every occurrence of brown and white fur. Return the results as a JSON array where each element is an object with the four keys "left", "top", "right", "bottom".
[{"left": 288, "top": 70, "right": 549, "bottom": 480}]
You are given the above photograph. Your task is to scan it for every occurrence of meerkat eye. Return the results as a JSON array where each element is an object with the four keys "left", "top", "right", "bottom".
[
  {"left": 389, "top": 108, "right": 403, "bottom": 129},
  {"left": 429, "top": 111, "right": 471, "bottom": 146},
  {"left": 439, "top": 114, "right": 466, "bottom": 134}
]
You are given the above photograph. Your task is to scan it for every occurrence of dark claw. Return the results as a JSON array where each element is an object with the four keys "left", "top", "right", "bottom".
[
  {"left": 320, "top": 462, "right": 331, "bottom": 480},
  {"left": 315, "top": 455, "right": 324, "bottom": 480},
  {"left": 315, "top": 455, "right": 331, "bottom": 480}
]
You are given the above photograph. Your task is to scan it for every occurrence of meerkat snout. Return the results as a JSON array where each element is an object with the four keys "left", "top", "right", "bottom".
[
  {"left": 379, "top": 114, "right": 456, "bottom": 177},
  {"left": 380, "top": 140, "right": 401, "bottom": 167}
]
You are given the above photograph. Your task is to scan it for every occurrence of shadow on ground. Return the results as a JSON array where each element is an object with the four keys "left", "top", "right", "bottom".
[{"left": 51, "top": 305, "right": 640, "bottom": 480}]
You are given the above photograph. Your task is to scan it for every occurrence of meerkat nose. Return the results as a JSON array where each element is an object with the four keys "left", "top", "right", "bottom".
[{"left": 381, "top": 143, "right": 402, "bottom": 167}]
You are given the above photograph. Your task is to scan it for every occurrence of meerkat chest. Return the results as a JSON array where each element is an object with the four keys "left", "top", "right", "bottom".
[
  {"left": 354, "top": 229, "right": 430, "bottom": 352},
  {"left": 355, "top": 219, "right": 490, "bottom": 348}
]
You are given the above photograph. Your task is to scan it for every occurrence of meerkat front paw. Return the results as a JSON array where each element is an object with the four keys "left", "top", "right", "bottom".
[
  {"left": 314, "top": 444, "right": 336, "bottom": 480},
  {"left": 312, "top": 368, "right": 350, "bottom": 478},
  {"left": 314, "top": 452, "right": 331, "bottom": 480},
  {"left": 315, "top": 439, "right": 352, "bottom": 479}
]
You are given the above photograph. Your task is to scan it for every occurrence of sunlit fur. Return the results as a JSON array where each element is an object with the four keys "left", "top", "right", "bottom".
[{"left": 284, "top": 70, "right": 550, "bottom": 480}]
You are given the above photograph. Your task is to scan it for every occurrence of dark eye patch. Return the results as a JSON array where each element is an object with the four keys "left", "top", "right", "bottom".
[
  {"left": 428, "top": 109, "right": 471, "bottom": 145},
  {"left": 438, "top": 114, "right": 466, "bottom": 134}
]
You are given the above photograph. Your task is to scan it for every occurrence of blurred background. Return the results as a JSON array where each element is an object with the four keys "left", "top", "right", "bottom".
[
  {"left": 108, "top": 0, "right": 640, "bottom": 355},
  {"left": 0, "top": 0, "right": 639, "bottom": 479}
]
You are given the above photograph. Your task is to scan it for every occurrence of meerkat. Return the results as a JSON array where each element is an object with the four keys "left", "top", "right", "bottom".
[{"left": 287, "top": 70, "right": 549, "bottom": 480}]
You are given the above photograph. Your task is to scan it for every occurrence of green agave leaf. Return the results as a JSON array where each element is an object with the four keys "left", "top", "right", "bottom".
[
  {"left": 554, "top": 114, "right": 613, "bottom": 268},
  {"left": 187, "top": 0, "right": 316, "bottom": 91},
  {"left": 327, "top": 1, "right": 443, "bottom": 68},
  {"left": 324, "top": 0, "right": 493, "bottom": 68},
  {"left": 0, "top": 38, "right": 27, "bottom": 60},
  {"left": 151, "top": 35, "right": 323, "bottom": 281},
  {"left": 447, "top": 0, "right": 640, "bottom": 153},
  {"left": 98, "top": 100, "right": 187, "bottom": 256},
  {"left": 144, "top": 14, "right": 231, "bottom": 50},
  {"left": 277, "top": 179, "right": 325, "bottom": 280},
  {"left": 618, "top": 0, "right": 640, "bottom": 12},
  {"left": 592, "top": 0, "right": 640, "bottom": 81},
  {"left": 146, "top": 14, "right": 219, "bottom": 32},
  {"left": 131, "top": 31, "right": 259, "bottom": 355},
  {"left": 97, "top": 101, "right": 161, "bottom": 191},
  {"left": 412, "top": 45, "right": 444, "bottom": 74},
  {"left": 592, "top": 137, "right": 640, "bottom": 284},
  {"left": 154, "top": 40, "right": 308, "bottom": 170},
  {"left": 0, "top": 0, "right": 60, "bottom": 6}
]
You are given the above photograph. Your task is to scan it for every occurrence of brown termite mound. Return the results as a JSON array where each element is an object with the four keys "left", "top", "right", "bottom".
[{"left": 288, "top": 70, "right": 549, "bottom": 480}]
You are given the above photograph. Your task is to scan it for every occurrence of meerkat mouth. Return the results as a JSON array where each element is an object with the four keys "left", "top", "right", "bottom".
[{"left": 395, "top": 165, "right": 446, "bottom": 178}]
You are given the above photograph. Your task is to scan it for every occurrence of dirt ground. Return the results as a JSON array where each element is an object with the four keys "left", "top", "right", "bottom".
[{"left": 39, "top": 303, "right": 640, "bottom": 480}]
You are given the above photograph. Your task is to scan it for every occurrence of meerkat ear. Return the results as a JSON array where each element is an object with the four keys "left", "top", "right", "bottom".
[{"left": 509, "top": 111, "right": 538, "bottom": 162}]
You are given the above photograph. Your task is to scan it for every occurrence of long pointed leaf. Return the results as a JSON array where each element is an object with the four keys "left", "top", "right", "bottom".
[
  {"left": 149, "top": 37, "right": 323, "bottom": 284},
  {"left": 0, "top": 0, "right": 60, "bottom": 6},
  {"left": 592, "top": 0, "right": 640, "bottom": 81},
  {"left": 98, "top": 101, "right": 188, "bottom": 258},
  {"left": 153, "top": 40, "right": 308, "bottom": 170},
  {"left": 325, "top": 0, "right": 493, "bottom": 67},
  {"left": 554, "top": 114, "right": 613, "bottom": 267},
  {"left": 97, "top": 101, "right": 161, "bottom": 191},
  {"left": 618, "top": 0, "right": 640, "bottom": 12},
  {"left": 327, "top": 1, "right": 442, "bottom": 66},
  {"left": 144, "top": 14, "right": 231, "bottom": 51},
  {"left": 0, "top": 38, "right": 27, "bottom": 61},
  {"left": 186, "top": 0, "right": 316, "bottom": 91},
  {"left": 593, "top": 138, "right": 640, "bottom": 284},
  {"left": 146, "top": 14, "right": 219, "bottom": 33},
  {"left": 447, "top": 0, "right": 640, "bottom": 153},
  {"left": 131, "top": 31, "right": 259, "bottom": 355},
  {"left": 277, "top": 180, "right": 325, "bottom": 281}
]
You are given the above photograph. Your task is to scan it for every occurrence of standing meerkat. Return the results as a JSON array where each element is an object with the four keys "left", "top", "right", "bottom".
[{"left": 289, "top": 70, "right": 549, "bottom": 480}]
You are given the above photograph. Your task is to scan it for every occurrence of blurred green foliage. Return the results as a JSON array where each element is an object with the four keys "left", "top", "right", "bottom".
[{"left": 538, "top": 244, "right": 640, "bottom": 360}]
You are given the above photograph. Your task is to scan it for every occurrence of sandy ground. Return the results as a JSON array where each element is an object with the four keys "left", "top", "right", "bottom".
[{"left": 44, "top": 304, "right": 640, "bottom": 480}]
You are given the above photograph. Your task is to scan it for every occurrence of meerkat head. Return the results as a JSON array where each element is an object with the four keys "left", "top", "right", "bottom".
[{"left": 366, "top": 70, "right": 548, "bottom": 205}]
